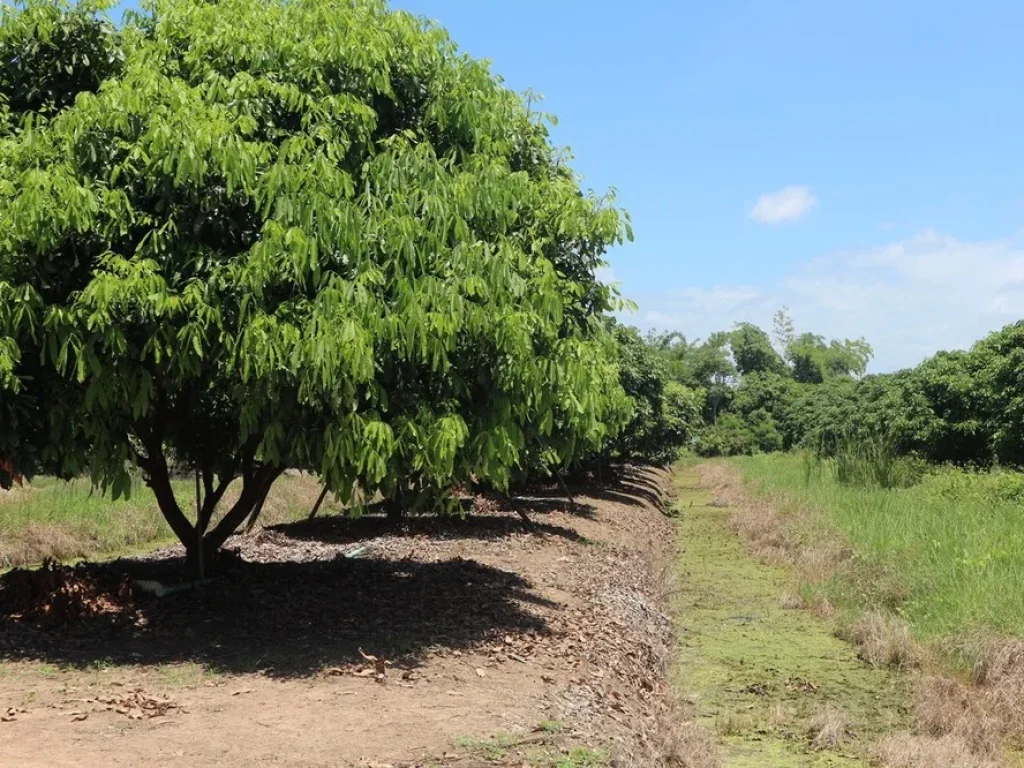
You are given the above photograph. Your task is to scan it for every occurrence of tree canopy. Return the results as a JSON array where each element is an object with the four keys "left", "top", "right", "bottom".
[
  {"left": 730, "top": 322, "right": 786, "bottom": 377},
  {"left": 0, "top": 0, "right": 631, "bottom": 567}
]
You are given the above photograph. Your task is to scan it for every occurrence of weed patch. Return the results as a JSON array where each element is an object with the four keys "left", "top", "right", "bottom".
[
  {"left": 673, "top": 465, "right": 908, "bottom": 766},
  {"left": 453, "top": 733, "right": 612, "bottom": 767}
]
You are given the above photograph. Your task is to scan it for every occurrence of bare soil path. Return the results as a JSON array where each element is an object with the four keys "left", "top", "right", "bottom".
[{"left": 0, "top": 468, "right": 679, "bottom": 767}]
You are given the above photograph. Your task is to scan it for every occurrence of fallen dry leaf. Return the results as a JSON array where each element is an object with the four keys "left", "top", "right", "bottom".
[{"left": 99, "top": 689, "right": 180, "bottom": 720}]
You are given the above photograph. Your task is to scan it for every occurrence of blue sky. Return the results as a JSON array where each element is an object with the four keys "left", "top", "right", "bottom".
[{"left": 115, "top": 1, "right": 1024, "bottom": 371}]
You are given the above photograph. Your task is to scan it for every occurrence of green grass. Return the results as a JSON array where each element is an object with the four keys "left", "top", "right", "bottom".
[
  {"left": 158, "top": 662, "right": 212, "bottom": 688},
  {"left": 0, "top": 477, "right": 186, "bottom": 568},
  {"left": 452, "top": 731, "right": 609, "bottom": 767},
  {"left": 0, "top": 473, "right": 324, "bottom": 568},
  {"left": 734, "top": 453, "right": 1024, "bottom": 639}
]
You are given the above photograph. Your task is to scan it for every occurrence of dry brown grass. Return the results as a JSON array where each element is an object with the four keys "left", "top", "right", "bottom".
[
  {"left": 1, "top": 522, "right": 95, "bottom": 567},
  {"left": 908, "top": 636, "right": 1024, "bottom": 758},
  {"left": 698, "top": 463, "right": 851, "bottom": 584},
  {"left": 914, "top": 676, "right": 1003, "bottom": 757},
  {"left": 809, "top": 705, "right": 854, "bottom": 751},
  {"left": 660, "top": 714, "right": 720, "bottom": 768},
  {"left": 813, "top": 595, "right": 837, "bottom": 619},
  {"left": 209, "top": 471, "right": 327, "bottom": 532},
  {"left": 873, "top": 733, "right": 1002, "bottom": 768},
  {"left": 0, "top": 484, "right": 33, "bottom": 505},
  {"left": 768, "top": 702, "right": 791, "bottom": 730},
  {"left": 728, "top": 497, "right": 792, "bottom": 565},
  {"left": 840, "top": 611, "right": 924, "bottom": 670},
  {"left": 258, "top": 472, "right": 331, "bottom": 526},
  {"left": 969, "top": 638, "right": 1024, "bottom": 740},
  {"left": 779, "top": 592, "right": 805, "bottom": 610},
  {"left": 715, "top": 711, "right": 755, "bottom": 736},
  {"left": 865, "top": 633, "right": 1024, "bottom": 766},
  {"left": 793, "top": 537, "right": 852, "bottom": 583},
  {"left": 969, "top": 637, "right": 1024, "bottom": 686}
]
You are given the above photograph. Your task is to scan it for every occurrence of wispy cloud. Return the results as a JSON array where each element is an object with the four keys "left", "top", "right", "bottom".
[
  {"left": 749, "top": 185, "right": 817, "bottom": 224},
  {"left": 631, "top": 230, "right": 1024, "bottom": 372}
]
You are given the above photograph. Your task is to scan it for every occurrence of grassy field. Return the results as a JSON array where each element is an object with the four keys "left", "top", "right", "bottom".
[
  {"left": 732, "top": 453, "right": 1024, "bottom": 641},
  {"left": 0, "top": 473, "right": 325, "bottom": 568}
]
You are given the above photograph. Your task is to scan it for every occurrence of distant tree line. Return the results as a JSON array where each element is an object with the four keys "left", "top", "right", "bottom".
[
  {"left": 644, "top": 308, "right": 1024, "bottom": 468},
  {"left": 788, "top": 321, "right": 1024, "bottom": 468},
  {"left": 644, "top": 309, "right": 871, "bottom": 456}
]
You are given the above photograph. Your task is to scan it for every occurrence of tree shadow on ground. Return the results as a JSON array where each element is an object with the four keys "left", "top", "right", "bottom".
[
  {"left": 585, "top": 482, "right": 664, "bottom": 511},
  {"left": 601, "top": 467, "right": 667, "bottom": 510},
  {"left": 0, "top": 554, "right": 555, "bottom": 679},
  {"left": 513, "top": 465, "right": 666, "bottom": 514},
  {"left": 507, "top": 495, "right": 599, "bottom": 519},
  {"left": 275, "top": 508, "right": 590, "bottom": 546}
]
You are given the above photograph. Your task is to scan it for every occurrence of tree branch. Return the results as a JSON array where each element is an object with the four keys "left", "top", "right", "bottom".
[
  {"left": 204, "top": 463, "right": 282, "bottom": 553},
  {"left": 138, "top": 427, "right": 195, "bottom": 550},
  {"left": 203, "top": 461, "right": 237, "bottom": 523},
  {"left": 201, "top": 461, "right": 214, "bottom": 511}
]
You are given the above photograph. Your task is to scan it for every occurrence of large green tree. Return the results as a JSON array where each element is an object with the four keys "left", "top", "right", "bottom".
[
  {"left": 648, "top": 330, "right": 735, "bottom": 422},
  {"left": 787, "top": 332, "right": 872, "bottom": 384},
  {"left": 0, "top": 0, "right": 630, "bottom": 568},
  {"left": 591, "top": 325, "right": 700, "bottom": 466},
  {"left": 970, "top": 321, "right": 1024, "bottom": 466},
  {"left": 730, "top": 322, "right": 786, "bottom": 377}
]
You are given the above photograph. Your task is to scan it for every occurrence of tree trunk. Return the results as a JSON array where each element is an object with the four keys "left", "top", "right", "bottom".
[
  {"left": 141, "top": 440, "right": 197, "bottom": 553},
  {"left": 195, "top": 470, "right": 205, "bottom": 580},
  {"left": 244, "top": 495, "right": 268, "bottom": 533},
  {"left": 385, "top": 490, "right": 405, "bottom": 523},
  {"left": 142, "top": 447, "right": 280, "bottom": 578},
  {"left": 553, "top": 466, "right": 576, "bottom": 509},
  {"left": 306, "top": 484, "right": 330, "bottom": 521},
  {"left": 204, "top": 465, "right": 280, "bottom": 554}
]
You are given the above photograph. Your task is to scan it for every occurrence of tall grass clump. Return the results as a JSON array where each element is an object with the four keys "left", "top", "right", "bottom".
[{"left": 809, "top": 431, "right": 924, "bottom": 490}]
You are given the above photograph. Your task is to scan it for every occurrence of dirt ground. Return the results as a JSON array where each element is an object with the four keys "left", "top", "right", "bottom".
[{"left": 0, "top": 468, "right": 679, "bottom": 767}]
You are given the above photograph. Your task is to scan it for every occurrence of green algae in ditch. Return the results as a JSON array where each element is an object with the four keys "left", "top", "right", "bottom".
[{"left": 671, "top": 466, "right": 912, "bottom": 767}]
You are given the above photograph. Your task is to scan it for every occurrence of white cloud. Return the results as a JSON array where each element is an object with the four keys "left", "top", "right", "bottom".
[
  {"left": 594, "top": 265, "right": 619, "bottom": 285},
  {"left": 634, "top": 230, "right": 1024, "bottom": 372},
  {"left": 749, "top": 185, "right": 817, "bottom": 224}
]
